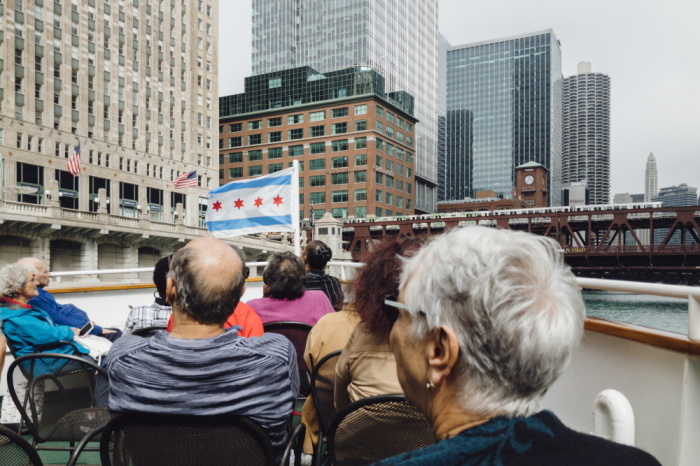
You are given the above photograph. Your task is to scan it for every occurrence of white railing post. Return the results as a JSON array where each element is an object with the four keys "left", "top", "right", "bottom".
[
  {"left": 688, "top": 295, "right": 700, "bottom": 342},
  {"left": 592, "top": 389, "right": 636, "bottom": 446}
]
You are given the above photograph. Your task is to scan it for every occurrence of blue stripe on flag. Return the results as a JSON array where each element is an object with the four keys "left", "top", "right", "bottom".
[
  {"left": 210, "top": 174, "right": 292, "bottom": 195},
  {"left": 206, "top": 215, "right": 293, "bottom": 231}
]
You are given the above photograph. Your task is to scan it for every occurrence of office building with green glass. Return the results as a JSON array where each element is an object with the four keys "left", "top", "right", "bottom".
[{"left": 443, "top": 30, "right": 563, "bottom": 205}]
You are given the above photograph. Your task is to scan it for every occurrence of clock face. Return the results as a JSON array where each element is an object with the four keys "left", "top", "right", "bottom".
[{"left": 524, "top": 175, "right": 535, "bottom": 185}]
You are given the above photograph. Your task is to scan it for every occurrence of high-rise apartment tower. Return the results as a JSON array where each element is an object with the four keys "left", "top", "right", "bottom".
[
  {"left": 251, "top": 0, "right": 439, "bottom": 213},
  {"left": 443, "top": 30, "right": 563, "bottom": 205},
  {"left": 562, "top": 62, "right": 611, "bottom": 205},
  {"left": 645, "top": 152, "right": 658, "bottom": 202}
]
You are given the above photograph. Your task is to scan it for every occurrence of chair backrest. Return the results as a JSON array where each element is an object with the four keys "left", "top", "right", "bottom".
[
  {"left": 310, "top": 349, "right": 342, "bottom": 434},
  {"left": 327, "top": 394, "right": 435, "bottom": 465},
  {"left": 130, "top": 326, "right": 167, "bottom": 337},
  {"left": 100, "top": 412, "right": 276, "bottom": 466},
  {"left": 263, "top": 321, "right": 313, "bottom": 395},
  {"left": 0, "top": 423, "right": 44, "bottom": 466},
  {"left": 7, "top": 353, "right": 110, "bottom": 445}
]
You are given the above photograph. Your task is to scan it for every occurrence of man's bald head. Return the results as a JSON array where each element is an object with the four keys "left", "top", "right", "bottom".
[
  {"left": 167, "top": 236, "right": 246, "bottom": 325},
  {"left": 17, "top": 257, "right": 50, "bottom": 288}
]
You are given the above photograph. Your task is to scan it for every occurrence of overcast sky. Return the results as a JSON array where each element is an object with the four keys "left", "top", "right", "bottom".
[{"left": 219, "top": 0, "right": 700, "bottom": 198}]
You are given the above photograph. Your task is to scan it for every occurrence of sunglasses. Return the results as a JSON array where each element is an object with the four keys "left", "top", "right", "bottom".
[{"left": 382, "top": 294, "right": 411, "bottom": 324}]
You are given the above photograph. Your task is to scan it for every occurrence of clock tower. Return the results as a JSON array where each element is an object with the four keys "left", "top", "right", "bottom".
[{"left": 514, "top": 162, "right": 549, "bottom": 207}]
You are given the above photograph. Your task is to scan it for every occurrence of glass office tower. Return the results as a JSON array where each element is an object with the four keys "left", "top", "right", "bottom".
[
  {"left": 444, "top": 30, "right": 563, "bottom": 204},
  {"left": 252, "top": 0, "right": 439, "bottom": 212}
]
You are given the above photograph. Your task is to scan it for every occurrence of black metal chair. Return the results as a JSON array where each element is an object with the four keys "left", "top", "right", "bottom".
[
  {"left": 310, "top": 349, "right": 342, "bottom": 465},
  {"left": 263, "top": 321, "right": 314, "bottom": 396},
  {"left": 327, "top": 394, "right": 436, "bottom": 465},
  {"left": 99, "top": 412, "right": 276, "bottom": 466},
  {"left": 0, "top": 422, "right": 44, "bottom": 466},
  {"left": 130, "top": 326, "right": 167, "bottom": 337},
  {"left": 7, "top": 353, "right": 110, "bottom": 456}
]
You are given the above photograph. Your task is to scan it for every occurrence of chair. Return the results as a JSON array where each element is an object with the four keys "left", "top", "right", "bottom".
[
  {"left": 130, "top": 326, "right": 167, "bottom": 337},
  {"left": 99, "top": 412, "right": 276, "bottom": 466},
  {"left": 0, "top": 422, "right": 44, "bottom": 466},
  {"left": 310, "top": 349, "right": 342, "bottom": 465},
  {"left": 7, "top": 353, "right": 110, "bottom": 455},
  {"left": 327, "top": 394, "right": 435, "bottom": 465},
  {"left": 263, "top": 321, "right": 313, "bottom": 396}
]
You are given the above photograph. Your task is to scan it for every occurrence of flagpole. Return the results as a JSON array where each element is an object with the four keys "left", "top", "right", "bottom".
[{"left": 291, "top": 160, "right": 301, "bottom": 257}]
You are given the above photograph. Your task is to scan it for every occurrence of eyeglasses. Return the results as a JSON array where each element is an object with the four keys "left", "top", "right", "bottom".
[{"left": 382, "top": 294, "right": 410, "bottom": 324}]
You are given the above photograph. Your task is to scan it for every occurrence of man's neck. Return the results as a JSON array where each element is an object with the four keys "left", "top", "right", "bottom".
[{"left": 169, "top": 310, "right": 225, "bottom": 339}]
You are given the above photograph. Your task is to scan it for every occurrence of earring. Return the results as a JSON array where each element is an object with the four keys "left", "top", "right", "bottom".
[{"left": 426, "top": 380, "right": 436, "bottom": 390}]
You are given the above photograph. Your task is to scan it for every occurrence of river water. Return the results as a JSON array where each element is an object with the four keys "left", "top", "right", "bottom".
[{"left": 583, "top": 291, "right": 689, "bottom": 335}]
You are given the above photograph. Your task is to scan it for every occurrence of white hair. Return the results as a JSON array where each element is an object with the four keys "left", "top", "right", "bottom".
[
  {"left": 400, "top": 225, "right": 585, "bottom": 418},
  {"left": 0, "top": 264, "right": 34, "bottom": 299}
]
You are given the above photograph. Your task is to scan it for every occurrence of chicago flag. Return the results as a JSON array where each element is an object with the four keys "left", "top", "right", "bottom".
[{"left": 205, "top": 168, "right": 294, "bottom": 238}]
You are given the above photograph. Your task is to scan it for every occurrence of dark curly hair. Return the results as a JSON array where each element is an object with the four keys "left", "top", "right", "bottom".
[
  {"left": 303, "top": 240, "right": 333, "bottom": 271},
  {"left": 354, "top": 236, "right": 423, "bottom": 338},
  {"left": 263, "top": 251, "right": 306, "bottom": 300}
]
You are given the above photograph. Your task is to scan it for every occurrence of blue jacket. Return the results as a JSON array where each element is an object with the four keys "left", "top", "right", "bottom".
[
  {"left": 0, "top": 298, "right": 89, "bottom": 359},
  {"left": 28, "top": 288, "right": 103, "bottom": 335}
]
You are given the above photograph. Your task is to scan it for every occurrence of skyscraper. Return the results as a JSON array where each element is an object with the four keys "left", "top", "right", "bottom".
[
  {"left": 0, "top": 0, "right": 219, "bottom": 272},
  {"left": 444, "top": 30, "right": 563, "bottom": 205},
  {"left": 562, "top": 62, "right": 611, "bottom": 205},
  {"left": 645, "top": 152, "right": 658, "bottom": 202},
  {"left": 251, "top": 0, "right": 439, "bottom": 213}
]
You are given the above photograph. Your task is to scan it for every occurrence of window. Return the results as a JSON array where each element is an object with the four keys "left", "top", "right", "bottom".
[
  {"left": 228, "top": 123, "right": 242, "bottom": 132},
  {"left": 375, "top": 207, "right": 383, "bottom": 217},
  {"left": 376, "top": 139, "right": 384, "bottom": 151},
  {"left": 376, "top": 121, "right": 384, "bottom": 133},
  {"left": 248, "top": 134, "right": 262, "bottom": 145},
  {"left": 268, "top": 131, "right": 282, "bottom": 143},
  {"left": 310, "top": 192, "right": 326, "bottom": 204},
  {"left": 268, "top": 147, "right": 282, "bottom": 159},
  {"left": 288, "top": 128, "right": 303, "bottom": 140},
  {"left": 396, "top": 164, "right": 404, "bottom": 176},
  {"left": 386, "top": 176, "right": 394, "bottom": 189},
  {"left": 332, "top": 107, "right": 348, "bottom": 118},
  {"left": 332, "top": 190, "right": 348, "bottom": 203},
  {"left": 247, "top": 120, "right": 262, "bottom": 130},
  {"left": 376, "top": 106, "right": 384, "bottom": 117},
  {"left": 310, "top": 142, "right": 325, "bottom": 154},
  {"left": 354, "top": 120, "right": 367, "bottom": 131},
  {"left": 354, "top": 154, "right": 367, "bottom": 166},
  {"left": 396, "top": 180, "right": 404, "bottom": 191},
  {"left": 310, "top": 159, "right": 326, "bottom": 170},
  {"left": 332, "top": 156, "right": 348, "bottom": 168},
  {"left": 229, "top": 167, "right": 243, "bottom": 178},
  {"left": 248, "top": 165, "right": 263, "bottom": 176},
  {"left": 397, "top": 118, "right": 404, "bottom": 128},
  {"left": 269, "top": 77, "right": 281, "bottom": 88},
  {"left": 331, "top": 173, "right": 348, "bottom": 185},
  {"left": 332, "top": 140, "right": 348, "bottom": 152},
  {"left": 376, "top": 172, "right": 384, "bottom": 184},
  {"left": 354, "top": 171, "right": 367, "bottom": 183},
  {"left": 268, "top": 163, "right": 283, "bottom": 173},
  {"left": 332, "top": 207, "right": 348, "bottom": 218},
  {"left": 268, "top": 117, "right": 282, "bottom": 127},
  {"left": 354, "top": 188, "right": 367, "bottom": 201},
  {"left": 376, "top": 155, "right": 383, "bottom": 168},
  {"left": 396, "top": 132, "right": 403, "bottom": 143},
  {"left": 229, "top": 137, "right": 242, "bottom": 148},
  {"left": 310, "top": 125, "right": 325, "bottom": 137},
  {"left": 406, "top": 182, "right": 412, "bottom": 194},
  {"left": 354, "top": 104, "right": 367, "bottom": 115},
  {"left": 310, "top": 175, "right": 326, "bottom": 187},
  {"left": 355, "top": 137, "right": 367, "bottom": 149},
  {"left": 354, "top": 206, "right": 366, "bottom": 218},
  {"left": 288, "top": 114, "right": 304, "bottom": 125},
  {"left": 386, "top": 112, "right": 395, "bottom": 123},
  {"left": 376, "top": 190, "right": 383, "bottom": 202},
  {"left": 331, "top": 123, "right": 347, "bottom": 135},
  {"left": 386, "top": 160, "right": 393, "bottom": 171},
  {"left": 406, "top": 136, "right": 413, "bottom": 148},
  {"left": 309, "top": 111, "right": 325, "bottom": 121},
  {"left": 248, "top": 150, "right": 263, "bottom": 161},
  {"left": 288, "top": 145, "right": 304, "bottom": 156},
  {"left": 406, "top": 168, "right": 412, "bottom": 179},
  {"left": 406, "top": 123, "right": 413, "bottom": 133},
  {"left": 386, "top": 126, "right": 394, "bottom": 139}
]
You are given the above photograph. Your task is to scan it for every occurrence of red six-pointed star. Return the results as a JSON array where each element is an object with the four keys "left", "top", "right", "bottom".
[
  {"left": 254, "top": 197, "right": 264, "bottom": 207},
  {"left": 272, "top": 195, "right": 283, "bottom": 206},
  {"left": 233, "top": 198, "right": 244, "bottom": 209},
  {"left": 212, "top": 201, "right": 222, "bottom": 211}
]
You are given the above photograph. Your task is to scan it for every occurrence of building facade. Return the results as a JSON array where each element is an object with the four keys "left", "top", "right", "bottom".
[
  {"left": 443, "top": 30, "right": 563, "bottom": 205},
  {"left": 251, "top": 0, "right": 439, "bottom": 213},
  {"left": 562, "top": 62, "right": 610, "bottom": 205},
  {"left": 652, "top": 183, "right": 699, "bottom": 245},
  {"left": 513, "top": 161, "right": 549, "bottom": 207},
  {"left": 644, "top": 152, "right": 659, "bottom": 202},
  {"left": 0, "top": 0, "right": 221, "bottom": 277},
  {"left": 219, "top": 66, "right": 417, "bottom": 221}
]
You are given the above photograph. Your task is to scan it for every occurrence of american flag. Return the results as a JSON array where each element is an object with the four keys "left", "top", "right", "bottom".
[
  {"left": 174, "top": 170, "right": 198, "bottom": 189},
  {"left": 67, "top": 141, "right": 81, "bottom": 177}
]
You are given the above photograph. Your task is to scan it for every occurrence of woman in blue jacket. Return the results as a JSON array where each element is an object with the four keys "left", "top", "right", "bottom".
[{"left": 0, "top": 263, "right": 89, "bottom": 359}]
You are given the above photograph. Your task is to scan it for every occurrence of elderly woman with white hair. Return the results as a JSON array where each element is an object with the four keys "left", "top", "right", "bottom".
[
  {"left": 379, "top": 226, "right": 660, "bottom": 465},
  {"left": 0, "top": 263, "right": 90, "bottom": 359}
]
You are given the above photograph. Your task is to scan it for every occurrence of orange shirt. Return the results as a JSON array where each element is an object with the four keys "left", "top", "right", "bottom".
[{"left": 166, "top": 301, "right": 264, "bottom": 337}]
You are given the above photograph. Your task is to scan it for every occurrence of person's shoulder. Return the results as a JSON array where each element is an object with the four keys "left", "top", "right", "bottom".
[
  {"left": 109, "top": 334, "right": 149, "bottom": 358},
  {"left": 305, "top": 289, "right": 332, "bottom": 303},
  {"left": 235, "top": 301, "right": 256, "bottom": 313}
]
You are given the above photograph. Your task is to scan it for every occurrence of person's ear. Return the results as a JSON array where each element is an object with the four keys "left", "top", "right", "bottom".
[
  {"left": 166, "top": 277, "right": 177, "bottom": 304},
  {"left": 426, "top": 325, "right": 460, "bottom": 387}
]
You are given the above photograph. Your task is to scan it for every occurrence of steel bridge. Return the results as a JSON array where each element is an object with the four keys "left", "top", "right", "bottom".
[{"left": 342, "top": 206, "right": 700, "bottom": 284}]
